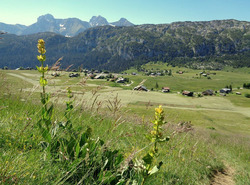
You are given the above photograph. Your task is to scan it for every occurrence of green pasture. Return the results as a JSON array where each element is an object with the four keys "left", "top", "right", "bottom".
[{"left": 1, "top": 66, "right": 250, "bottom": 184}]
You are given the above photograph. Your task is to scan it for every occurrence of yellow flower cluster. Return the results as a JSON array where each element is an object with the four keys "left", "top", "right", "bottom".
[
  {"left": 36, "top": 66, "right": 48, "bottom": 73},
  {"left": 155, "top": 105, "right": 164, "bottom": 122},
  {"left": 37, "top": 39, "right": 46, "bottom": 62},
  {"left": 155, "top": 105, "right": 163, "bottom": 114},
  {"left": 37, "top": 39, "right": 46, "bottom": 54}
]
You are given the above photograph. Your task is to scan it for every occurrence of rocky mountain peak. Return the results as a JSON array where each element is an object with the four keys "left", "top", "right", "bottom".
[
  {"left": 111, "top": 18, "right": 134, "bottom": 27},
  {"left": 1, "top": 14, "right": 134, "bottom": 36},
  {"left": 89, "top": 15, "right": 109, "bottom": 27},
  {"left": 37, "top": 14, "right": 55, "bottom": 22}
]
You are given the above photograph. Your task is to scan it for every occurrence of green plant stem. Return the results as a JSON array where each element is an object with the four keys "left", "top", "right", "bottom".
[
  {"left": 154, "top": 120, "right": 159, "bottom": 152},
  {"left": 41, "top": 60, "right": 45, "bottom": 94}
]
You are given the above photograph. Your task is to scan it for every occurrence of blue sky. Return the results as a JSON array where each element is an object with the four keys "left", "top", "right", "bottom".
[{"left": 1, "top": 0, "right": 249, "bottom": 25}]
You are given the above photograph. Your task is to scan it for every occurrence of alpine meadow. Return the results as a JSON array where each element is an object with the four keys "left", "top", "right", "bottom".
[{"left": 1, "top": 7, "right": 250, "bottom": 185}]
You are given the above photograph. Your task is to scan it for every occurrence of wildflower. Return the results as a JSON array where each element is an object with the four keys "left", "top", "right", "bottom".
[
  {"left": 37, "top": 39, "right": 46, "bottom": 54},
  {"left": 36, "top": 66, "right": 48, "bottom": 73},
  {"left": 155, "top": 105, "right": 163, "bottom": 114},
  {"left": 37, "top": 55, "right": 46, "bottom": 62},
  {"left": 151, "top": 130, "right": 157, "bottom": 135}
]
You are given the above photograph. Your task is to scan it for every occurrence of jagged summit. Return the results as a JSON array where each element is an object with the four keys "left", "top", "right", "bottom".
[
  {"left": 37, "top": 14, "right": 55, "bottom": 22},
  {"left": 0, "top": 14, "right": 134, "bottom": 36},
  {"left": 89, "top": 15, "right": 109, "bottom": 27}
]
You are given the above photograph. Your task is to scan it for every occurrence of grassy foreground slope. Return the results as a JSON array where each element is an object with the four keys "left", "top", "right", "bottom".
[{"left": 0, "top": 67, "right": 250, "bottom": 184}]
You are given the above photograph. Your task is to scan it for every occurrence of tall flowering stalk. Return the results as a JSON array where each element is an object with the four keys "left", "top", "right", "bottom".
[
  {"left": 36, "top": 39, "right": 53, "bottom": 137},
  {"left": 152, "top": 105, "right": 165, "bottom": 153},
  {"left": 135, "top": 105, "right": 169, "bottom": 184},
  {"left": 37, "top": 39, "right": 48, "bottom": 94}
]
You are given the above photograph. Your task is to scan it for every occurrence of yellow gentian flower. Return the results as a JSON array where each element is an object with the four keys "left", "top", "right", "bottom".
[
  {"left": 37, "top": 39, "right": 46, "bottom": 54},
  {"left": 155, "top": 105, "right": 163, "bottom": 114}
]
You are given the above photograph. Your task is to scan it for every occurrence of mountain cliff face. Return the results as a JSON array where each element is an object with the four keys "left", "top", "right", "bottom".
[
  {"left": 0, "top": 20, "right": 249, "bottom": 71},
  {"left": 0, "top": 14, "right": 134, "bottom": 37},
  {"left": 89, "top": 16, "right": 109, "bottom": 27}
]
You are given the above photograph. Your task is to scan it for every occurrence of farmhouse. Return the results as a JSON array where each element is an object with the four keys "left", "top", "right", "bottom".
[
  {"left": 162, "top": 87, "right": 170, "bottom": 93},
  {"left": 182, "top": 90, "right": 193, "bottom": 96},
  {"left": 69, "top": 73, "right": 80, "bottom": 78},
  {"left": 94, "top": 74, "right": 105, "bottom": 79},
  {"left": 220, "top": 88, "right": 231, "bottom": 94},
  {"left": 133, "top": 85, "right": 148, "bottom": 91},
  {"left": 202, "top": 89, "right": 213, "bottom": 96},
  {"left": 116, "top": 77, "right": 126, "bottom": 83}
]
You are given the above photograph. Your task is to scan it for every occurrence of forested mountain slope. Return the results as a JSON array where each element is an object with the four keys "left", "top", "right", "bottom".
[{"left": 0, "top": 19, "right": 249, "bottom": 71}]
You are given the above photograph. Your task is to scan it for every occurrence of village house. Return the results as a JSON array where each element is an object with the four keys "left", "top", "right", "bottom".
[
  {"left": 202, "top": 89, "right": 213, "bottom": 96},
  {"left": 220, "top": 88, "right": 231, "bottom": 94},
  {"left": 182, "top": 90, "right": 193, "bottom": 96},
  {"left": 69, "top": 73, "right": 80, "bottom": 78},
  {"left": 94, "top": 74, "right": 105, "bottom": 79},
  {"left": 162, "top": 87, "right": 170, "bottom": 93},
  {"left": 133, "top": 85, "right": 148, "bottom": 91},
  {"left": 116, "top": 77, "right": 126, "bottom": 83}
]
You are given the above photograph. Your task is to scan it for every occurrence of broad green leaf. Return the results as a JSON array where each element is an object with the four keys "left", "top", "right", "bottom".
[
  {"left": 148, "top": 165, "right": 159, "bottom": 175},
  {"left": 142, "top": 153, "right": 153, "bottom": 166}
]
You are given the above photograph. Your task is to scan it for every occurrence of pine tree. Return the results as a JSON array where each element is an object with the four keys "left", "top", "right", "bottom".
[{"left": 155, "top": 82, "right": 159, "bottom": 89}]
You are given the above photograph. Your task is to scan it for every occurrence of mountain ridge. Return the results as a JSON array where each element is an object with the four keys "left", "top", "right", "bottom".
[
  {"left": 0, "top": 19, "right": 249, "bottom": 72},
  {"left": 0, "top": 14, "right": 134, "bottom": 37}
]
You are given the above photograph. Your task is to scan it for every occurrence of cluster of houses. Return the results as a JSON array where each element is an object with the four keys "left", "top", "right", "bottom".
[
  {"left": 144, "top": 70, "right": 172, "bottom": 77},
  {"left": 132, "top": 84, "right": 241, "bottom": 97},
  {"left": 132, "top": 85, "right": 171, "bottom": 92},
  {"left": 87, "top": 72, "right": 130, "bottom": 84}
]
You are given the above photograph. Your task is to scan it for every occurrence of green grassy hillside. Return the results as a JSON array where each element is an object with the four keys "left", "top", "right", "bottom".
[{"left": 0, "top": 66, "right": 249, "bottom": 184}]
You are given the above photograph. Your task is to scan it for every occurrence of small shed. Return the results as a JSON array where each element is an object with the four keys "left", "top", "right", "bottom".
[
  {"left": 133, "top": 85, "right": 148, "bottom": 92},
  {"left": 69, "top": 73, "right": 80, "bottom": 78},
  {"left": 94, "top": 74, "right": 105, "bottom": 79},
  {"left": 220, "top": 88, "right": 231, "bottom": 94},
  {"left": 116, "top": 77, "right": 126, "bottom": 83},
  {"left": 202, "top": 89, "right": 213, "bottom": 96},
  {"left": 162, "top": 87, "right": 170, "bottom": 93},
  {"left": 182, "top": 90, "right": 193, "bottom": 97}
]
